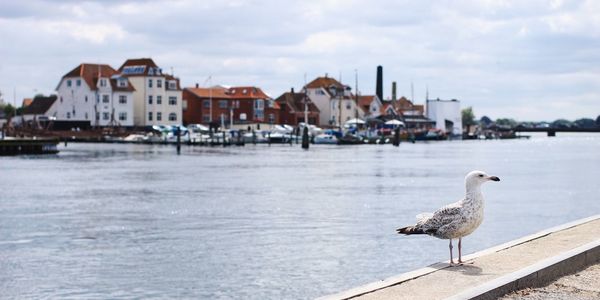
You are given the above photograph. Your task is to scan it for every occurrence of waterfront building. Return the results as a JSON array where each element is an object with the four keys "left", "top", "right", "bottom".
[
  {"left": 357, "top": 95, "right": 383, "bottom": 119},
  {"left": 55, "top": 63, "right": 135, "bottom": 127},
  {"left": 21, "top": 95, "right": 58, "bottom": 126},
  {"left": 182, "top": 85, "right": 280, "bottom": 129},
  {"left": 117, "top": 58, "right": 182, "bottom": 126},
  {"left": 274, "top": 89, "right": 320, "bottom": 126},
  {"left": 303, "top": 76, "right": 360, "bottom": 127},
  {"left": 426, "top": 98, "right": 463, "bottom": 136}
]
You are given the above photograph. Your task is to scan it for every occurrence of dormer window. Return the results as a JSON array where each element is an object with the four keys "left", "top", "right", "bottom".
[
  {"left": 168, "top": 81, "right": 176, "bottom": 89},
  {"left": 118, "top": 79, "right": 127, "bottom": 88},
  {"left": 100, "top": 79, "right": 107, "bottom": 87},
  {"left": 67, "top": 80, "right": 72, "bottom": 87},
  {"left": 242, "top": 89, "right": 247, "bottom": 94}
]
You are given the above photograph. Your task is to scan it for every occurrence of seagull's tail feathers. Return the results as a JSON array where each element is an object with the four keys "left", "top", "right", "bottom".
[{"left": 396, "top": 226, "right": 425, "bottom": 235}]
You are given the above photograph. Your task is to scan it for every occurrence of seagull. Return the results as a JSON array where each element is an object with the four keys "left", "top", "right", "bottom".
[{"left": 396, "top": 170, "right": 500, "bottom": 265}]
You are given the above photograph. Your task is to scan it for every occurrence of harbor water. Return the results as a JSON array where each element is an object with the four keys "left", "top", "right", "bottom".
[{"left": 1, "top": 134, "right": 599, "bottom": 299}]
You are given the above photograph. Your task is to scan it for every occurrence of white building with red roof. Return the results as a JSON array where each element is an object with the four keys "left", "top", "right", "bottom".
[
  {"left": 118, "top": 58, "right": 183, "bottom": 126},
  {"left": 304, "top": 75, "right": 360, "bottom": 127},
  {"left": 55, "top": 63, "right": 135, "bottom": 127}
]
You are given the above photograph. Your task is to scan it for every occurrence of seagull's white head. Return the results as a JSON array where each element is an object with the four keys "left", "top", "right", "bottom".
[{"left": 465, "top": 170, "right": 500, "bottom": 189}]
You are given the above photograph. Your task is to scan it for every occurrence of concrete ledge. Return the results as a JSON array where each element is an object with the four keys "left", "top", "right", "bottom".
[{"left": 318, "top": 215, "right": 600, "bottom": 300}]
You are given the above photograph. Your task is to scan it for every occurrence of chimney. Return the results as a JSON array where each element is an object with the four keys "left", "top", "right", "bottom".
[
  {"left": 195, "top": 83, "right": 199, "bottom": 88},
  {"left": 291, "top": 87, "right": 294, "bottom": 94},
  {"left": 376, "top": 66, "right": 383, "bottom": 101},
  {"left": 392, "top": 81, "right": 397, "bottom": 101}
]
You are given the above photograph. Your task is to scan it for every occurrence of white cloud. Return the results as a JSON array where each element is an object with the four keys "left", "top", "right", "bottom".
[{"left": 0, "top": 0, "right": 598, "bottom": 121}]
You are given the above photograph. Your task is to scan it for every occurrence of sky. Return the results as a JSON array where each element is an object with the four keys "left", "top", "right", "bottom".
[{"left": 0, "top": 0, "right": 599, "bottom": 121}]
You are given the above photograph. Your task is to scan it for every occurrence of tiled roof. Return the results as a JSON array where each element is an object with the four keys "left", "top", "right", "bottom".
[
  {"left": 185, "top": 86, "right": 270, "bottom": 99},
  {"left": 109, "top": 78, "right": 136, "bottom": 92},
  {"left": 62, "top": 63, "right": 120, "bottom": 91},
  {"left": 358, "top": 95, "right": 376, "bottom": 107},
  {"left": 274, "top": 92, "right": 320, "bottom": 113},
  {"left": 118, "top": 58, "right": 161, "bottom": 76},
  {"left": 22, "top": 95, "right": 57, "bottom": 115},
  {"left": 304, "top": 76, "right": 344, "bottom": 89},
  {"left": 185, "top": 87, "right": 232, "bottom": 99},
  {"left": 22, "top": 98, "right": 33, "bottom": 107}
]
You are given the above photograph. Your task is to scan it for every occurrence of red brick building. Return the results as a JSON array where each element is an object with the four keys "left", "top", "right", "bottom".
[
  {"left": 274, "top": 90, "right": 320, "bottom": 126},
  {"left": 182, "top": 85, "right": 280, "bottom": 128}
]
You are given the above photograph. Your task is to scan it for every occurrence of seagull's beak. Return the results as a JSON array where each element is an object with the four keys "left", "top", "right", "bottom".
[{"left": 489, "top": 176, "right": 500, "bottom": 182}]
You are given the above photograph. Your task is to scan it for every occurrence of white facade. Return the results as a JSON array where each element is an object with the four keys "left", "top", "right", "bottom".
[
  {"left": 426, "top": 99, "right": 462, "bottom": 136},
  {"left": 120, "top": 61, "right": 183, "bottom": 127},
  {"left": 55, "top": 66, "right": 134, "bottom": 127},
  {"left": 305, "top": 84, "right": 360, "bottom": 127}
]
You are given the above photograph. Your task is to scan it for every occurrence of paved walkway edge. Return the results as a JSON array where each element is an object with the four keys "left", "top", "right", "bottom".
[
  {"left": 318, "top": 214, "right": 600, "bottom": 300},
  {"left": 446, "top": 238, "right": 600, "bottom": 300}
]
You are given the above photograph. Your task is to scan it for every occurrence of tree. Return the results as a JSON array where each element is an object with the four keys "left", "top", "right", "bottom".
[
  {"left": 495, "top": 118, "right": 518, "bottom": 128},
  {"left": 596, "top": 115, "right": 600, "bottom": 127},
  {"left": 462, "top": 107, "right": 476, "bottom": 127},
  {"left": 2, "top": 103, "right": 15, "bottom": 118}
]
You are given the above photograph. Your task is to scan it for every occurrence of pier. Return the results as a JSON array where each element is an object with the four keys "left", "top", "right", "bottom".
[
  {"left": 0, "top": 137, "right": 59, "bottom": 155},
  {"left": 319, "top": 215, "right": 600, "bottom": 300}
]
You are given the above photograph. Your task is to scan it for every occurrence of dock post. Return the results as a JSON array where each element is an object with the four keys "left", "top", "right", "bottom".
[
  {"left": 393, "top": 127, "right": 400, "bottom": 147},
  {"left": 223, "top": 131, "right": 226, "bottom": 147},
  {"left": 289, "top": 132, "right": 293, "bottom": 146},
  {"left": 548, "top": 130, "right": 556, "bottom": 137},
  {"left": 252, "top": 130, "right": 256, "bottom": 145},
  {"left": 268, "top": 132, "right": 271, "bottom": 146},
  {"left": 302, "top": 127, "right": 309, "bottom": 149},
  {"left": 176, "top": 127, "right": 181, "bottom": 154}
]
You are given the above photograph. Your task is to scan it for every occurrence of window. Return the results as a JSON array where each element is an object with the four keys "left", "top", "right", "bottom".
[
  {"left": 169, "top": 113, "right": 177, "bottom": 121},
  {"left": 157, "top": 112, "right": 162, "bottom": 121},
  {"left": 85, "top": 95, "right": 88, "bottom": 102},
  {"left": 118, "top": 79, "right": 127, "bottom": 87},
  {"left": 202, "top": 115, "right": 210, "bottom": 122},
  {"left": 66, "top": 112, "right": 71, "bottom": 119},
  {"left": 203, "top": 100, "right": 210, "bottom": 108},
  {"left": 100, "top": 79, "right": 107, "bottom": 87},
  {"left": 148, "top": 112, "right": 153, "bottom": 121},
  {"left": 148, "top": 79, "right": 153, "bottom": 88},
  {"left": 346, "top": 103, "right": 351, "bottom": 110},
  {"left": 242, "top": 89, "right": 247, "bottom": 94},
  {"left": 85, "top": 112, "right": 88, "bottom": 119},
  {"left": 119, "top": 95, "right": 127, "bottom": 104},
  {"left": 60, "top": 97, "right": 63, "bottom": 103},
  {"left": 219, "top": 100, "right": 228, "bottom": 108},
  {"left": 316, "top": 89, "right": 325, "bottom": 96},
  {"left": 103, "top": 112, "right": 109, "bottom": 120},
  {"left": 157, "top": 95, "right": 162, "bottom": 104},
  {"left": 168, "top": 96, "right": 177, "bottom": 105},
  {"left": 254, "top": 99, "right": 264, "bottom": 110},
  {"left": 182, "top": 100, "right": 188, "bottom": 110},
  {"left": 148, "top": 95, "right": 153, "bottom": 104},
  {"left": 76, "top": 79, "right": 81, "bottom": 87},
  {"left": 96, "top": 94, "right": 99, "bottom": 103},
  {"left": 346, "top": 116, "right": 351, "bottom": 121},
  {"left": 102, "top": 95, "right": 109, "bottom": 103},
  {"left": 157, "top": 79, "right": 162, "bottom": 88},
  {"left": 96, "top": 112, "right": 100, "bottom": 120},
  {"left": 168, "top": 81, "right": 176, "bottom": 89},
  {"left": 372, "top": 106, "right": 377, "bottom": 112},
  {"left": 67, "top": 80, "right": 72, "bottom": 87},
  {"left": 254, "top": 111, "right": 264, "bottom": 120},
  {"left": 119, "top": 112, "right": 127, "bottom": 121},
  {"left": 268, "top": 113, "right": 275, "bottom": 124}
]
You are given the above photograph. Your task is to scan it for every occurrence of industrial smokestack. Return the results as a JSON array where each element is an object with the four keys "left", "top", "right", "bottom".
[
  {"left": 392, "top": 81, "right": 397, "bottom": 101},
  {"left": 376, "top": 66, "right": 383, "bottom": 101}
]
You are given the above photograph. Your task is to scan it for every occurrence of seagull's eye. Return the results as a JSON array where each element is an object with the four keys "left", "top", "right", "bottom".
[{"left": 478, "top": 174, "right": 484, "bottom": 177}]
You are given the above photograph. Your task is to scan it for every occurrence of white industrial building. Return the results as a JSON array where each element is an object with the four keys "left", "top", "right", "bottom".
[{"left": 426, "top": 98, "right": 463, "bottom": 137}]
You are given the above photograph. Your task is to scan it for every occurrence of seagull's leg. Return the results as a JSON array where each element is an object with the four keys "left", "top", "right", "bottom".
[
  {"left": 449, "top": 239, "right": 455, "bottom": 265},
  {"left": 458, "top": 238, "right": 463, "bottom": 264}
]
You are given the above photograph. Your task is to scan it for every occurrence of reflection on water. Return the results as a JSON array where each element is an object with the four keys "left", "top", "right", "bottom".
[{"left": 1, "top": 134, "right": 599, "bottom": 299}]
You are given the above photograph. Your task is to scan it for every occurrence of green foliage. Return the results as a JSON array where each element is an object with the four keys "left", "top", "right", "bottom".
[
  {"left": 495, "top": 118, "right": 518, "bottom": 127},
  {"left": 461, "top": 107, "right": 476, "bottom": 126},
  {"left": 1, "top": 103, "right": 16, "bottom": 118},
  {"left": 574, "top": 118, "right": 595, "bottom": 128}
]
